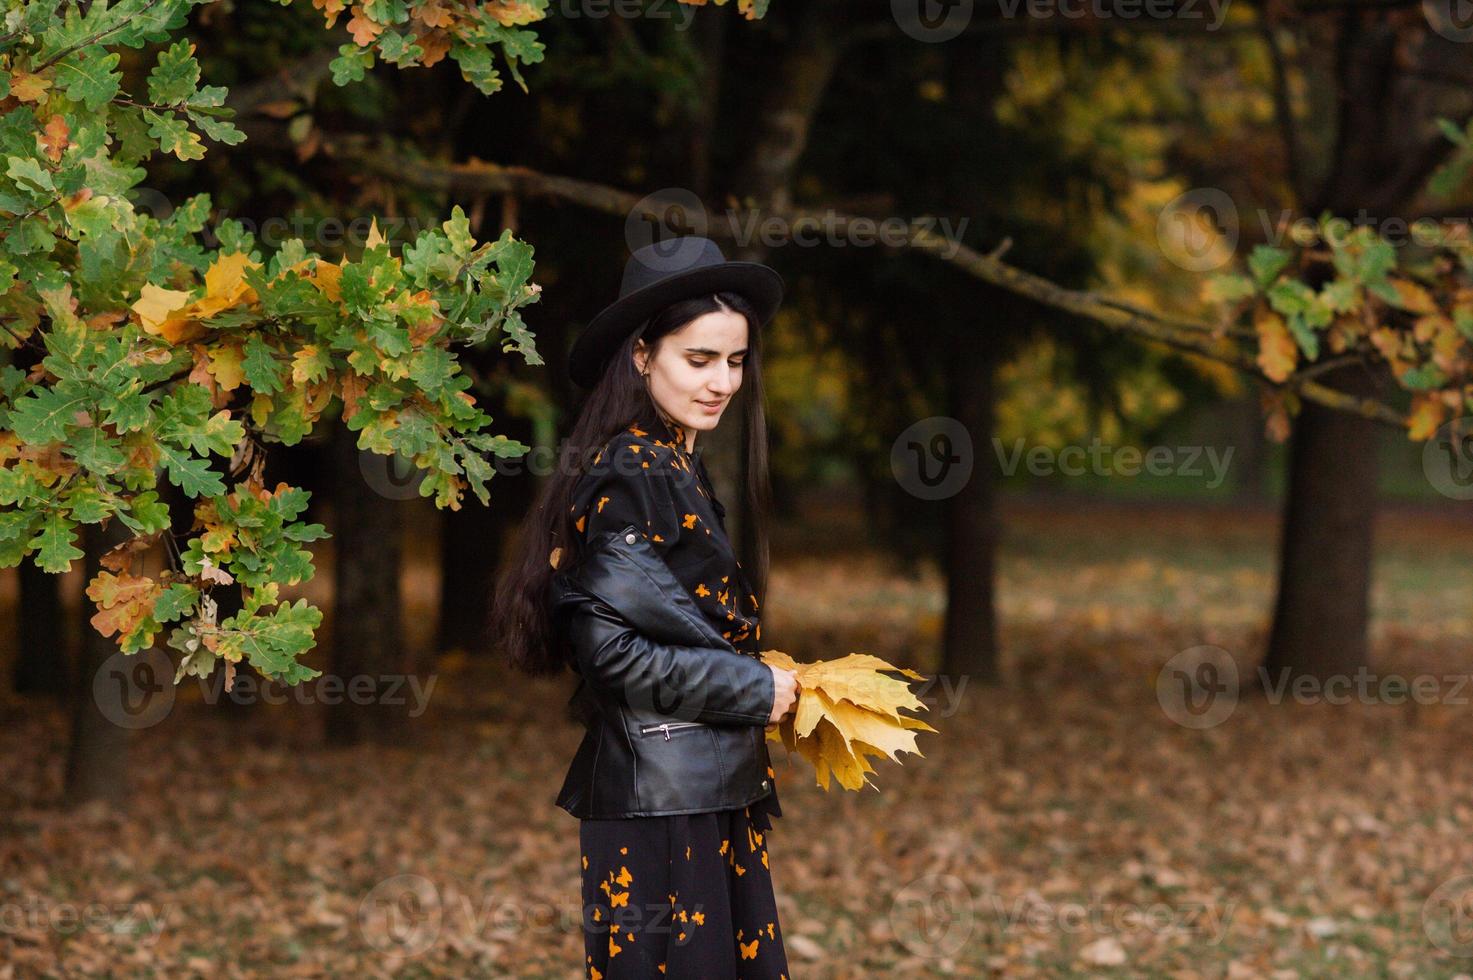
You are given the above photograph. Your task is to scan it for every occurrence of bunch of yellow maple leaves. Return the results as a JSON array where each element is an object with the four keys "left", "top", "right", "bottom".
[{"left": 759, "top": 650, "right": 937, "bottom": 791}]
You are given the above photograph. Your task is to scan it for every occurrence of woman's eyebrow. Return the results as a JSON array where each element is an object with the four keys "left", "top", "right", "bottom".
[{"left": 682, "top": 347, "right": 749, "bottom": 356}]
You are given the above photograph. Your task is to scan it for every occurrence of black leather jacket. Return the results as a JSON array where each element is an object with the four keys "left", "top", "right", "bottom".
[{"left": 549, "top": 521, "right": 778, "bottom": 819}]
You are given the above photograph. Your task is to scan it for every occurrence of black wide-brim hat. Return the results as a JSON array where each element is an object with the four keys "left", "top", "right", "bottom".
[{"left": 569, "top": 236, "right": 784, "bottom": 389}]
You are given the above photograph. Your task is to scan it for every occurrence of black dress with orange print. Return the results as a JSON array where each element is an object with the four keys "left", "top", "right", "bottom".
[{"left": 569, "top": 402, "right": 790, "bottom": 979}]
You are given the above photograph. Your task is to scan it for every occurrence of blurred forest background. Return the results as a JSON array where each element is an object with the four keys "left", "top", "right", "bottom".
[{"left": 3, "top": 0, "right": 1473, "bottom": 976}]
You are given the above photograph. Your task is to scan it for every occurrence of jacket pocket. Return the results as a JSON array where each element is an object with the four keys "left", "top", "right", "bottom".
[{"left": 638, "top": 720, "right": 709, "bottom": 741}]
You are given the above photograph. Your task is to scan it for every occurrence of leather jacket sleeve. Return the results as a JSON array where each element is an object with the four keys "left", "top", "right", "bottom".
[{"left": 562, "top": 586, "right": 776, "bottom": 725}]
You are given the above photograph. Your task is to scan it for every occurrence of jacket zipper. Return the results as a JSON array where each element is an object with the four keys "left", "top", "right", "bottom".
[{"left": 639, "top": 721, "right": 708, "bottom": 740}]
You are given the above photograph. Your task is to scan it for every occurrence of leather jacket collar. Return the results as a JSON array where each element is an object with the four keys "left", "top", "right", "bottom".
[{"left": 552, "top": 524, "right": 738, "bottom": 656}]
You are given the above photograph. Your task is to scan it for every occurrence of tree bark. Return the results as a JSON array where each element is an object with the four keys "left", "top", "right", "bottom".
[
  {"left": 723, "top": 0, "right": 845, "bottom": 570},
  {"left": 436, "top": 409, "right": 533, "bottom": 657},
  {"left": 940, "top": 342, "right": 1000, "bottom": 684},
  {"left": 1232, "top": 393, "right": 1270, "bottom": 503},
  {"left": 325, "top": 419, "right": 408, "bottom": 746},
  {"left": 62, "top": 521, "right": 133, "bottom": 808},
  {"left": 1261, "top": 362, "right": 1382, "bottom": 682},
  {"left": 14, "top": 560, "right": 69, "bottom": 697}
]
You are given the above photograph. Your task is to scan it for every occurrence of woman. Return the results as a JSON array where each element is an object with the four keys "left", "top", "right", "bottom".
[{"left": 490, "top": 236, "right": 802, "bottom": 978}]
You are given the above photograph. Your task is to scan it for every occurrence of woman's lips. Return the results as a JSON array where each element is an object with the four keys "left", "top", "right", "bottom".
[{"left": 697, "top": 400, "right": 723, "bottom": 414}]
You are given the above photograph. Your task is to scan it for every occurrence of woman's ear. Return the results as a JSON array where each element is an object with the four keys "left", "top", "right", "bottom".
[{"left": 632, "top": 339, "right": 649, "bottom": 376}]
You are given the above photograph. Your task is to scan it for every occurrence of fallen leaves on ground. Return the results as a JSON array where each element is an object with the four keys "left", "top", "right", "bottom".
[{"left": 1, "top": 497, "right": 1471, "bottom": 977}]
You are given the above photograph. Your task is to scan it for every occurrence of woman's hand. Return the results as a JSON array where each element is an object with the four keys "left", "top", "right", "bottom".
[{"left": 766, "top": 665, "right": 799, "bottom": 726}]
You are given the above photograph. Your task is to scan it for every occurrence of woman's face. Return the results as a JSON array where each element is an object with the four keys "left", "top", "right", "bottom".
[{"left": 633, "top": 308, "right": 748, "bottom": 451}]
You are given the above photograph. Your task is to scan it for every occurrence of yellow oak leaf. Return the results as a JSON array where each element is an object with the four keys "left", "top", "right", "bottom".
[
  {"left": 1392, "top": 278, "right": 1438, "bottom": 315},
  {"left": 291, "top": 344, "right": 331, "bottom": 385},
  {"left": 1254, "top": 307, "right": 1297, "bottom": 383},
  {"left": 485, "top": 0, "right": 543, "bottom": 25},
  {"left": 196, "top": 252, "right": 258, "bottom": 318},
  {"left": 132, "top": 284, "right": 196, "bottom": 343},
  {"left": 1407, "top": 394, "right": 1446, "bottom": 441},
  {"left": 206, "top": 343, "right": 246, "bottom": 391},
  {"left": 10, "top": 72, "right": 52, "bottom": 103}
]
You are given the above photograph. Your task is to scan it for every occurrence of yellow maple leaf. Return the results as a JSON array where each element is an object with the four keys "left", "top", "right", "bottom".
[{"left": 759, "top": 650, "right": 937, "bottom": 792}]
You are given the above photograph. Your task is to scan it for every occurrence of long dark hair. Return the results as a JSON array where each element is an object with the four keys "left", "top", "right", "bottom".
[{"left": 488, "top": 291, "right": 775, "bottom": 676}]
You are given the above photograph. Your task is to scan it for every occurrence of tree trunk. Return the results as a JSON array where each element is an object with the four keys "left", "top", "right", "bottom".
[
  {"left": 436, "top": 406, "right": 533, "bottom": 657},
  {"left": 724, "top": 0, "right": 844, "bottom": 574},
  {"left": 729, "top": 1, "right": 844, "bottom": 259},
  {"left": 326, "top": 420, "right": 408, "bottom": 746},
  {"left": 1232, "top": 393, "right": 1270, "bottom": 503},
  {"left": 62, "top": 521, "right": 133, "bottom": 808},
  {"left": 940, "top": 344, "right": 1000, "bottom": 683},
  {"left": 1261, "top": 363, "right": 1382, "bottom": 682},
  {"left": 437, "top": 502, "right": 501, "bottom": 656},
  {"left": 688, "top": 11, "right": 728, "bottom": 200},
  {"left": 14, "top": 560, "right": 69, "bottom": 697}
]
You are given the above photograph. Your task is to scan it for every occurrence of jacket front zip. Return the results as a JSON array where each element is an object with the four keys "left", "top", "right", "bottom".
[{"left": 640, "top": 721, "right": 708, "bottom": 740}]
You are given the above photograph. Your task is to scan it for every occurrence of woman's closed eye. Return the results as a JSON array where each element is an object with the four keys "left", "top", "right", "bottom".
[{"left": 689, "top": 359, "right": 744, "bottom": 369}]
